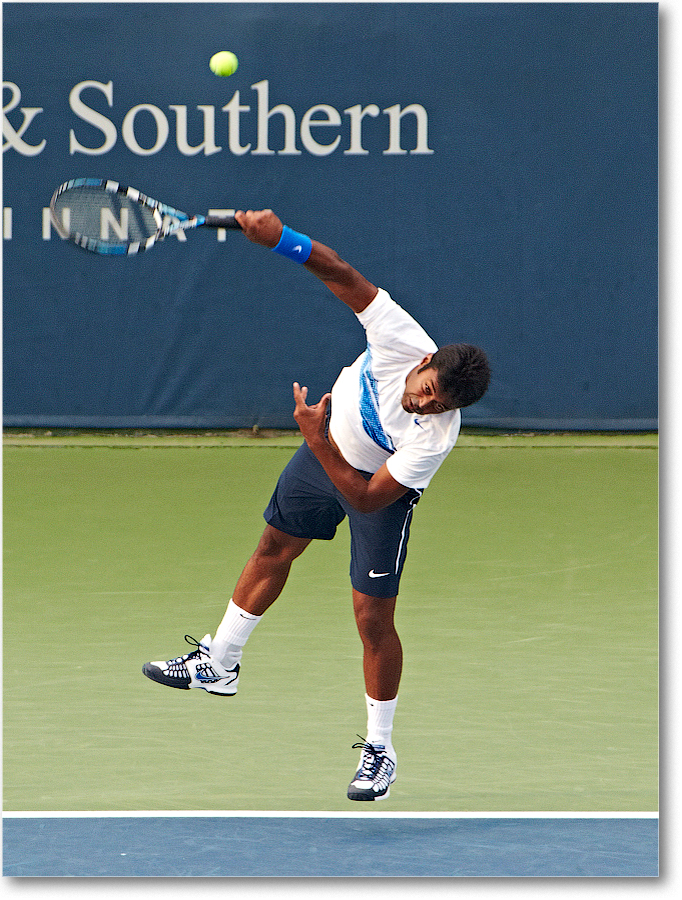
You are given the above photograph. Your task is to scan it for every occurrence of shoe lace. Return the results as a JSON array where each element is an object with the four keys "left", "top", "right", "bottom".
[
  {"left": 169, "top": 635, "right": 208, "bottom": 664},
  {"left": 351, "top": 735, "right": 392, "bottom": 781}
]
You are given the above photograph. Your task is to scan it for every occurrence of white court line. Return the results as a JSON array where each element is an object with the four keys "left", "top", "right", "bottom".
[{"left": 2, "top": 810, "right": 659, "bottom": 819}]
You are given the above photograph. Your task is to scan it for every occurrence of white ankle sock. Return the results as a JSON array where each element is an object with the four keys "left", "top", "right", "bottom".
[
  {"left": 211, "top": 599, "right": 262, "bottom": 668},
  {"left": 365, "top": 693, "right": 398, "bottom": 750}
]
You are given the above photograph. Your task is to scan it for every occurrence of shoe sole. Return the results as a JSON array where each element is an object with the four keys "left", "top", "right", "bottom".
[
  {"left": 142, "top": 663, "right": 238, "bottom": 696},
  {"left": 347, "top": 773, "right": 396, "bottom": 801},
  {"left": 347, "top": 785, "right": 391, "bottom": 801}
]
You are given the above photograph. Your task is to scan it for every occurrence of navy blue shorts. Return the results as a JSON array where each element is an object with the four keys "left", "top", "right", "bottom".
[{"left": 264, "top": 441, "right": 422, "bottom": 598}]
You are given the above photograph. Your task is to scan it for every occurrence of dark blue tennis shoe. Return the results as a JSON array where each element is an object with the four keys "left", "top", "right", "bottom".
[{"left": 347, "top": 737, "right": 397, "bottom": 801}]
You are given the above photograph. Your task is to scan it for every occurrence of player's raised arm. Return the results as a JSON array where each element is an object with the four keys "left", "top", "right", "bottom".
[{"left": 234, "top": 209, "right": 377, "bottom": 314}]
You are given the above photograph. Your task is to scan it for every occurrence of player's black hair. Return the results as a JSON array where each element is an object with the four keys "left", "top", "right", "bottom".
[{"left": 420, "top": 344, "right": 491, "bottom": 409}]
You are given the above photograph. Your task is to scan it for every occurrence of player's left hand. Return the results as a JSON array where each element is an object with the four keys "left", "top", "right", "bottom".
[{"left": 293, "top": 382, "right": 331, "bottom": 445}]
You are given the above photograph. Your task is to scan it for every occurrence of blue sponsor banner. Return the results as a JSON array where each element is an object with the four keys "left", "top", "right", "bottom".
[{"left": 3, "top": 3, "right": 658, "bottom": 430}]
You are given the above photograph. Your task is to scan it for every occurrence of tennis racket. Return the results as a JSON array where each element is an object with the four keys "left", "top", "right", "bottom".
[{"left": 49, "top": 178, "right": 242, "bottom": 256}]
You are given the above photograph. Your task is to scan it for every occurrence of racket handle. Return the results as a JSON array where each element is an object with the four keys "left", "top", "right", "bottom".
[{"left": 203, "top": 214, "right": 241, "bottom": 229}]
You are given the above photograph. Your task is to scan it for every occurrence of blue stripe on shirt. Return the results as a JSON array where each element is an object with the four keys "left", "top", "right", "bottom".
[{"left": 359, "top": 350, "right": 395, "bottom": 453}]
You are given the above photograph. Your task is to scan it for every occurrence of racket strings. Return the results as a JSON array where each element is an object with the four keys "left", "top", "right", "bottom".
[{"left": 52, "top": 186, "right": 160, "bottom": 245}]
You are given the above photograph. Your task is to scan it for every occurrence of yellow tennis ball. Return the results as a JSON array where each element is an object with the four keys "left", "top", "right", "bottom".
[{"left": 210, "top": 51, "right": 239, "bottom": 77}]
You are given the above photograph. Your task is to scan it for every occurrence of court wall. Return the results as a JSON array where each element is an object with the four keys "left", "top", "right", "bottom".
[{"left": 2, "top": 2, "right": 658, "bottom": 430}]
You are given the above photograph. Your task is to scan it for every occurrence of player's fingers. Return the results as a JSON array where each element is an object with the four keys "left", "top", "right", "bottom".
[
  {"left": 237, "top": 210, "right": 283, "bottom": 247},
  {"left": 234, "top": 210, "right": 255, "bottom": 236},
  {"left": 293, "top": 382, "right": 308, "bottom": 405}
]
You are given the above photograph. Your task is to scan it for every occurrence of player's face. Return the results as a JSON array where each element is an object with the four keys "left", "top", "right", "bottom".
[{"left": 401, "top": 355, "right": 454, "bottom": 416}]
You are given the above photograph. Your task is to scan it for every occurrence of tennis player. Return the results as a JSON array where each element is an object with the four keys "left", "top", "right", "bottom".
[{"left": 143, "top": 209, "right": 490, "bottom": 801}]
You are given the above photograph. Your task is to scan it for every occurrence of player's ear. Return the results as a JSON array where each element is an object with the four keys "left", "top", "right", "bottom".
[{"left": 421, "top": 353, "right": 434, "bottom": 366}]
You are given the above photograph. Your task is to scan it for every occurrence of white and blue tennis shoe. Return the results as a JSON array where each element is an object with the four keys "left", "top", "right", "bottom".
[
  {"left": 143, "top": 634, "right": 239, "bottom": 696},
  {"left": 347, "top": 737, "right": 397, "bottom": 801}
]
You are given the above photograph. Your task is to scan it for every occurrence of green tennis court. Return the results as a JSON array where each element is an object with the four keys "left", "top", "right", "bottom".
[{"left": 3, "top": 431, "right": 657, "bottom": 813}]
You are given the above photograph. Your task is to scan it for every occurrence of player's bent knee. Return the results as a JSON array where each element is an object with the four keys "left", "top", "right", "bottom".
[{"left": 254, "top": 525, "right": 310, "bottom": 565}]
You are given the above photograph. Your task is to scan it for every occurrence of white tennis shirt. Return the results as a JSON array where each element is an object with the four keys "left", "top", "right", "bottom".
[{"left": 329, "top": 288, "right": 461, "bottom": 490}]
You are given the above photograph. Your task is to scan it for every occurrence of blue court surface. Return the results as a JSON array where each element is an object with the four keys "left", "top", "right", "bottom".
[{"left": 2, "top": 815, "right": 657, "bottom": 877}]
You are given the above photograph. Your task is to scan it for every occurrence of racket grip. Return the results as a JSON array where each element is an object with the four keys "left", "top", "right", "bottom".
[{"left": 203, "top": 214, "right": 241, "bottom": 229}]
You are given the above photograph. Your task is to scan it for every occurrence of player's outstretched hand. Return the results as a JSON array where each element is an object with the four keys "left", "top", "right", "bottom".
[
  {"left": 293, "top": 382, "right": 331, "bottom": 446},
  {"left": 234, "top": 209, "right": 283, "bottom": 247}
]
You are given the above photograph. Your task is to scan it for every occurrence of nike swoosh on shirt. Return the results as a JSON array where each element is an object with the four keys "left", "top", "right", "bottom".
[{"left": 369, "top": 570, "right": 390, "bottom": 578}]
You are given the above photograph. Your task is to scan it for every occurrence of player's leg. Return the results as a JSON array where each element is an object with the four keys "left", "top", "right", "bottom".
[
  {"left": 347, "top": 589, "right": 401, "bottom": 801},
  {"left": 208, "top": 525, "right": 310, "bottom": 668},
  {"left": 143, "top": 441, "right": 343, "bottom": 697},
  {"left": 229, "top": 524, "right": 311, "bottom": 617},
  {"left": 343, "top": 488, "right": 421, "bottom": 800},
  {"left": 352, "top": 590, "right": 402, "bottom": 701},
  {"left": 346, "top": 585, "right": 402, "bottom": 802},
  {"left": 142, "top": 525, "right": 309, "bottom": 696}
]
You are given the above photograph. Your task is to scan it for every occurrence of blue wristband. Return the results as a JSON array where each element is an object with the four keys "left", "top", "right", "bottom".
[{"left": 271, "top": 225, "right": 313, "bottom": 263}]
